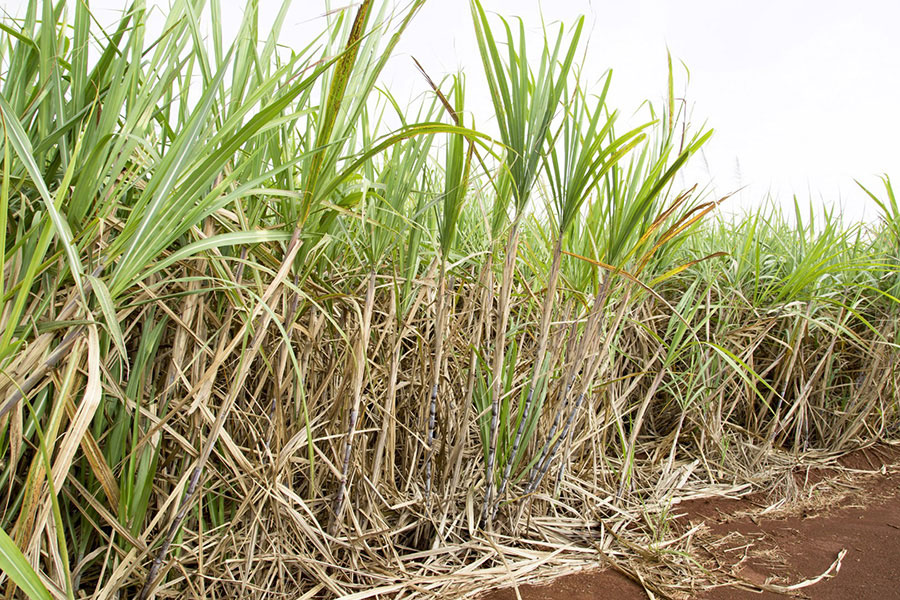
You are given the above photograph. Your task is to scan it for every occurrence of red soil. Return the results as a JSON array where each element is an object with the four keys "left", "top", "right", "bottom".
[{"left": 480, "top": 445, "right": 900, "bottom": 600}]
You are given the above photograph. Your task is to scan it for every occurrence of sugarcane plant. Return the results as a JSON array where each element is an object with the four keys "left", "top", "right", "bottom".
[
  {"left": 489, "top": 74, "right": 647, "bottom": 520},
  {"left": 425, "top": 75, "right": 473, "bottom": 499},
  {"left": 470, "top": 0, "right": 584, "bottom": 529}
]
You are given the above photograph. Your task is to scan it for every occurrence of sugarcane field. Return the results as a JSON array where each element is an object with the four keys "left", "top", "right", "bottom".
[{"left": 0, "top": 1, "right": 898, "bottom": 598}]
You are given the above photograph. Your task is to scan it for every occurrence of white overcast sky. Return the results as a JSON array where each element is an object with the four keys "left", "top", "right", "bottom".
[{"left": 3, "top": 0, "right": 898, "bottom": 221}]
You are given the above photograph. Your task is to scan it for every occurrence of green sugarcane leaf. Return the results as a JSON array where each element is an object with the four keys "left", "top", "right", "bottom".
[{"left": 0, "top": 524, "right": 53, "bottom": 600}]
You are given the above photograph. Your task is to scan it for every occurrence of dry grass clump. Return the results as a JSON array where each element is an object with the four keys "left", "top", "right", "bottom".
[{"left": 0, "top": 1, "right": 898, "bottom": 599}]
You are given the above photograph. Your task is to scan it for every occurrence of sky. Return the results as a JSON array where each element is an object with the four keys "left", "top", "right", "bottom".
[{"left": 3, "top": 0, "right": 899, "bottom": 221}]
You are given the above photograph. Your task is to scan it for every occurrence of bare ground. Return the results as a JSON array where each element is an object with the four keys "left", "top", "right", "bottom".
[{"left": 479, "top": 444, "right": 900, "bottom": 600}]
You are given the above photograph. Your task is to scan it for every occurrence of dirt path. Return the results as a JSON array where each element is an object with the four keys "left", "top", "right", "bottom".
[{"left": 480, "top": 445, "right": 900, "bottom": 600}]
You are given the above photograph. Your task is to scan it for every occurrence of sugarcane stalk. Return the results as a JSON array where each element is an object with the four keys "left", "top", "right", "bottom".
[
  {"left": 445, "top": 256, "right": 493, "bottom": 499},
  {"left": 330, "top": 272, "right": 376, "bottom": 533},
  {"left": 138, "top": 258, "right": 276, "bottom": 600},
  {"left": 528, "top": 390, "right": 587, "bottom": 493},
  {"left": 267, "top": 268, "right": 303, "bottom": 452},
  {"left": 525, "top": 273, "right": 615, "bottom": 493},
  {"left": 492, "top": 240, "right": 563, "bottom": 517},
  {"left": 371, "top": 285, "right": 399, "bottom": 488},
  {"left": 425, "top": 261, "right": 447, "bottom": 498},
  {"left": 480, "top": 222, "right": 520, "bottom": 528},
  {"left": 525, "top": 373, "right": 575, "bottom": 493}
]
